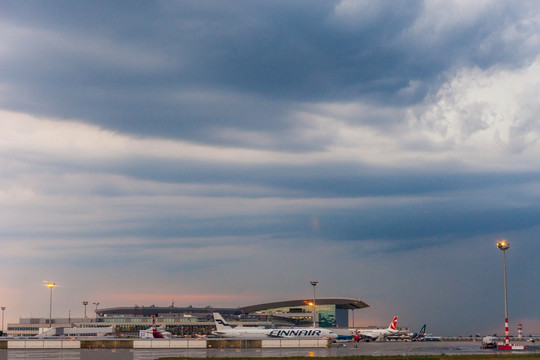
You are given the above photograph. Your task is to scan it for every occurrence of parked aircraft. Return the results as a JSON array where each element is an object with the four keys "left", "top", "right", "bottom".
[
  {"left": 411, "top": 324, "right": 426, "bottom": 341},
  {"left": 354, "top": 316, "right": 398, "bottom": 341},
  {"left": 389, "top": 324, "right": 441, "bottom": 342},
  {"left": 140, "top": 316, "right": 172, "bottom": 338},
  {"left": 408, "top": 324, "right": 440, "bottom": 342},
  {"left": 212, "top": 313, "right": 269, "bottom": 338},
  {"left": 212, "top": 312, "right": 337, "bottom": 339},
  {"left": 34, "top": 326, "right": 114, "bottom": 338},
  {"left": 386, "top": 323, "right": 425, "bottom": 341}
]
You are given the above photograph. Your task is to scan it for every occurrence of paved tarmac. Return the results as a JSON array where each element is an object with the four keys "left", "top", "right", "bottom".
[{"left": 0, "top": 341, "right": 537, "bottom": 359}]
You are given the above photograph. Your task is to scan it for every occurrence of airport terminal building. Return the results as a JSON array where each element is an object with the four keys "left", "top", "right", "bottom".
[{"left": 7, "top": 297, "right": 368, "bottom": 337}]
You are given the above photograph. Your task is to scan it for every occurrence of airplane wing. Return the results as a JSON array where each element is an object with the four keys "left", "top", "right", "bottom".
[{"left": 213, "top": 331, "right": 229, "bottom": 335}]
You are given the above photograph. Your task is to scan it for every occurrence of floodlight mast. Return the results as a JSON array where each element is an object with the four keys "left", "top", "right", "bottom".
[
  {"left": 495, "top": 240, "right": 524, "bottom": 350},
  {"left": 1, "top": 306, "right": 5, "bottom": 334},
  {"left": 44, "top": 282, "right": 56, "bottom": 327},
  {"left": 83, "top": 301, "right": 88, "bottom": 319},
  {"left": 496, "top": 240, "right": 510, "bottom": 347},
  {"left": 93, "top": 302, "right": 100, "bottom": 320},
  {"left": 310, "top": 281, "right": 318, "bottom": 327}
]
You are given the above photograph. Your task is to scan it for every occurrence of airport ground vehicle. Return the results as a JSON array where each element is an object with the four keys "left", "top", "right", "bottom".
[{"left": 482, "top": 336, "right": 497, "bottom": 348}]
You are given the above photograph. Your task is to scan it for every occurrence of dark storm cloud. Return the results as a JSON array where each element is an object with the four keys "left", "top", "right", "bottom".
[
  {"left": 24, "top": 149, "right": 540, "bottom": 199},
  {"left": 2, "top": 1, "right": 538, "bottom": 146},
  {"left": 11, "top": 149, "right": 540, "bottom": 244},
  {"left": 316, "top": 204, "right": 540, "bottom": 242}
]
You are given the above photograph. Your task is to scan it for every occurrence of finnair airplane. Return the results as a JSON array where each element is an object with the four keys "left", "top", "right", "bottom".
[
  {"left": 212, "top": 313, "right": 337, "bottom": 339},
  {"left": 354, "top": 316, "right": 398, "bottom": 341}
]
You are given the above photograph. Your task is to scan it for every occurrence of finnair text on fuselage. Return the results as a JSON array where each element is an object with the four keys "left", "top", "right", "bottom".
[{"left": 269, "top": 329, "right": 322, "bottom": 337}]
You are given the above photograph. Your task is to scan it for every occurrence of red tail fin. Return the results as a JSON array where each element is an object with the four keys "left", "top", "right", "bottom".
[
  {"left": 153, "top": 327, "right": 164, "bottom": 338},
  {"left": 389, "top": 316, "right": 398, "bottom": 330}
]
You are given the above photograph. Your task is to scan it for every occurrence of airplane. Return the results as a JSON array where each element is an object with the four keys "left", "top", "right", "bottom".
[
  {"left": 140, "top": 316, "right": 172, "bottom": 338},
  {"left": 405, "top": 324, "right": 440, "bottom": 342},
  {"left": 410, "top": 324, "right": 426, "bottom": 341},
  {"left": 212, "top": 312, "right": 338, "bottom": 339},
  {"left": 386, "top": 324, "right": 425, "bottom": 341},
  {"left": 354, "top": 316, "right": 398, "bottom": 342},
  {"left": 34, "top": 327, "right": 57, "bottom": 338}
]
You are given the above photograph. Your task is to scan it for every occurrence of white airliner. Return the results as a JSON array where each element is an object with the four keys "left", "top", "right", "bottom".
[
  {"left": 212, "top": 313, "right": 337, "bottom": 339},
  {"left": 354, "top": 316, "right": 398, "bottom": 341}
]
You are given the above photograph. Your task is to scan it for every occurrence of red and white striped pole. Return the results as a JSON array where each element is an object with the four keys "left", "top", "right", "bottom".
[{"left": 504, "top": 317, "right": 509, "bottom": 346}]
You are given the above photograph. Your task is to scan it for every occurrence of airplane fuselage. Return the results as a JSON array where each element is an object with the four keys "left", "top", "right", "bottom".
[
  {"left": 213, "top": 328, "right": 270, "bottom": 338},
  {"left": 213, "top": 327, "right": 337, "bottom": 339},
  {"left": 358, "top": 328, "right": 395, "bottom": 340},
  {"left": 355, "top": 316, "right": 398, "bottom": 341}
]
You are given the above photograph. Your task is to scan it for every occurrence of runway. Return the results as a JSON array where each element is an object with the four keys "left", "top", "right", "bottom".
[{"left": 0, "top": 341, "right": 537, "bottom": 359}]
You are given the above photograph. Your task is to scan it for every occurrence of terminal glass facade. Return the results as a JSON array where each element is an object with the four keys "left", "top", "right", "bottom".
[
  {"left": 318, "top": 305, "right": 336, "bottom": 327},
  {"left": 253, "top": 304, "right": 337, "bottom": 327}
]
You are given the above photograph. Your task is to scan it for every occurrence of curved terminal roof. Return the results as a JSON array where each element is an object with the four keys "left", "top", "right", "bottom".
[
  {"left": 97, "top": 297, "right": 368, "bottom": 317},
  {"left": 240, "top": 297, "right": 369, "bottom": 313},
  {"left": 97, "top": 306, "right": 242, "bottom": 317}
]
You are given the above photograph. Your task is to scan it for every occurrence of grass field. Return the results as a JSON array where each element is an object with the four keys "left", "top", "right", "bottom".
[{"left": 158, "top": 356, "right": 540, "bottom": 360}]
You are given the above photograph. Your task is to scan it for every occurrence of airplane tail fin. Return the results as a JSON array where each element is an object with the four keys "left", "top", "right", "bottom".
[
  {"left": 213, "top": 312, "right": 233, "bottom": 331},
  {"left": 153, "top": 327, "right": 164, "bottom": 338},
  {"left": 388, "top": 316, "right": 398, "bottom": 331},
  {"left": 418, "top": 324, "right": 426, "bottom": 337}
]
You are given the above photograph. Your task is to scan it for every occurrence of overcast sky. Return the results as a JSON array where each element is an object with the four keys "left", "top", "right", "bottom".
[{"left": 1, "top": 0, "right": 539, "bottom": 337}]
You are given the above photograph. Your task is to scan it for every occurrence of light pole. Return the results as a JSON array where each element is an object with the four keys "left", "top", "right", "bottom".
[
  {"left": 496, "top": 240, "right": 524, "bottom": 350},
  {"left": 310, "top": 280, "right": 318, "bottom": 327},
  {"left": 45, "top": 282, "right": 56, "bottom": 327},
  {"left": 93, "top": 302, "right": 100, "bottom": 321},
  {"left": 497, "top": 240, "right": 510, "bottom": 348},
  {"left": 1, "top": 306, "right": 5, "bottom": 335},
  {"left": 83, "top": 301, "right": 88, "bottom": 320}
]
